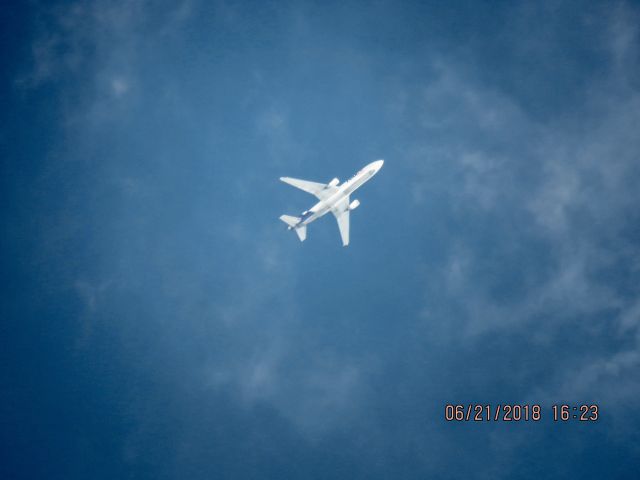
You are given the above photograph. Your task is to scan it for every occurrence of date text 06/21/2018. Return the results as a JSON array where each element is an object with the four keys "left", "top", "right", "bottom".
[{"left": 444, "top": 404, "right": 599, "bottom": 422}]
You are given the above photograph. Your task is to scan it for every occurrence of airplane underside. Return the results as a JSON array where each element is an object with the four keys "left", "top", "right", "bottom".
[{"left": 279, "top": 160, "right": 383, "bottom": 246}]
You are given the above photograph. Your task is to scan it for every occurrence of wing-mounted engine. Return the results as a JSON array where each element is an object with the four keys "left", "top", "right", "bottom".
[
  {"left": 328, "top": 178, "right": 340, "bottom": 187},
  {"left": 349, "top": 199, "right": 360, "bottom": 210}
]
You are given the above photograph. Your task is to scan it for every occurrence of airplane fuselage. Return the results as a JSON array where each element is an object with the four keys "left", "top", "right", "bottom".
[
  {"left": 279, "top": 159, "right": 384, "bottom": 245},
  {"left": 296, "top": 160, "right": 384, "bottom": 227}
]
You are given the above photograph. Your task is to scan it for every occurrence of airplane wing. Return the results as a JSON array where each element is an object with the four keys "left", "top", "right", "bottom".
[
  {"left": 280, "top": 177, "right": 338, "bottom": 200},
  {"left": 331, "top": 197, "right": 350, "bottom": 246}
]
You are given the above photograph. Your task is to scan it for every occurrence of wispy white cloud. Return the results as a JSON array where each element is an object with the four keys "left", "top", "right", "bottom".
[
  {"left": 17, "top": 0, "right": 194, "bottom": 125},
  {"left": 16, "top": 1, "right": 640, "bottom": 467},
  {"left": 255, "top": 106, "right": 307, "bottom": 168},
  {"left": 402, "top": 2, "right": 640, "bottom": 415},
  {"left": 203, "top": 221, "right": 367, "bottom": 434}
]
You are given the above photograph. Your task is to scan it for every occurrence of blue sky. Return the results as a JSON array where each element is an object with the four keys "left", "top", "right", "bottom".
[{"left": 2, "top": 0, "right": 640, "bottom": 478}]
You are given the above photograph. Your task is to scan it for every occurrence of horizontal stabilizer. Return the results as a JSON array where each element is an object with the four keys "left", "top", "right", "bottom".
[
  {"left": 279, "top": 214, "right": 300, "bottom": 228},
  {"left": 280, "top": 215, "right": 307, "bottom": 242},
  {"left": 295, "top": 225, "right": 307, "bottom": 242}
]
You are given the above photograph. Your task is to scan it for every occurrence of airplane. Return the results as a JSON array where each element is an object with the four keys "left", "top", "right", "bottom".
[{"left": 279, "top": 159, "right": 384, "bottom": 246}]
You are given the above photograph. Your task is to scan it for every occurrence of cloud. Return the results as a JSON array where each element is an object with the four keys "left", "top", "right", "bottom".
[
  {"left": 110, "top": 77, "right": 130, "bottom": 97},
  {"left": 387, "top": 12, "right": 640, "bottom": 477},
  {"left": 17, "top": 0, "right": 195, "bottom": 126},
  {"left": 255, "top": 106, "right": 307, "bottom": 168},
  {"left": 402, "top": 2, "right": 640, "bottom": 417},
  {"left": 11, "top": 2, "right": 640, "bottom": 476},
  {"left": 202, "top": 222, "right": 367, "bottom": 434}
]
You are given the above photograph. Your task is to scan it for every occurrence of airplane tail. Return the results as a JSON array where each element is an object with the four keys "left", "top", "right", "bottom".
[
  {"left": 295, "top": 225, "right": 307, "bottom": 242},
  {"left": 279, "top": 214, "right": 299, "bottom": 228},
  {"left": 279, "top": 215, "right": 306, "bottom": 242}
]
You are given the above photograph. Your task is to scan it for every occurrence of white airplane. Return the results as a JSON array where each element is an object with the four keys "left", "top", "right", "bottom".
[{"left": 279, "top": 159, "right": 384, "bottom": 246}]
